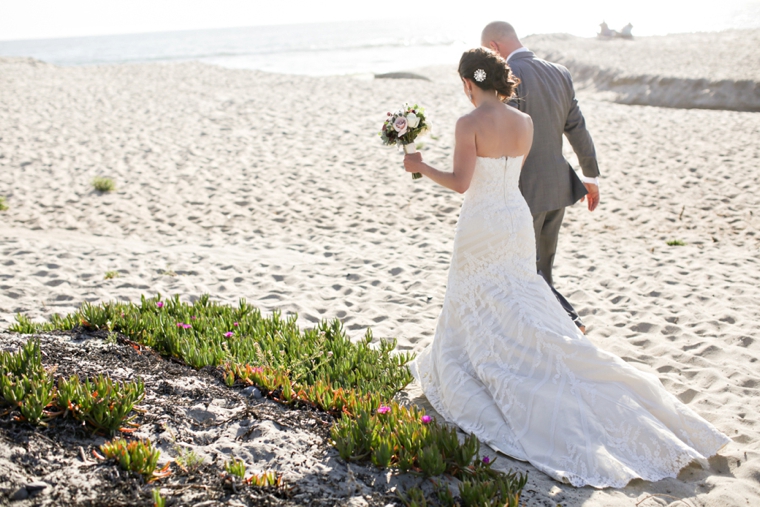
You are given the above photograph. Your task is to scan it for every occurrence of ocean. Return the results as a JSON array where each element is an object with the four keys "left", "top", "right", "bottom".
[{"left": 1, "top": 4, "right": 759, "bottom": 77}]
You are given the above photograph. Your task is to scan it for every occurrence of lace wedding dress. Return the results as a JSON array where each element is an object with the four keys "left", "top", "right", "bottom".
[{"left": 409, "top": 156, "right": 730, "bottom": 488}]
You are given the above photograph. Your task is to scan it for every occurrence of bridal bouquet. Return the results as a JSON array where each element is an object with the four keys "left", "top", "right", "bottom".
[{"left": 380, "top": 103, "right": 430, "bottom": 179}]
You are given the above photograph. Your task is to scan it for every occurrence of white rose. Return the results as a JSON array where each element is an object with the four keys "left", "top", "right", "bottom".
[{"left": 406, "top": 113, "right": 420, "bottom": 129}]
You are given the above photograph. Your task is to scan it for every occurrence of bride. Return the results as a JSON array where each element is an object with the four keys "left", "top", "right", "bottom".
[{"left": 402, "top": 47, "right": 730, "bottom": 488}]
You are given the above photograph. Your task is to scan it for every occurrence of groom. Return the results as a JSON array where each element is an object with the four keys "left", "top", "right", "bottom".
[{"left": 481, "top": 21, "right": 600, "bottom": 331}]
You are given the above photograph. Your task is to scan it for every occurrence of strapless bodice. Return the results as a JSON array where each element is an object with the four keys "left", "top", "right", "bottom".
[{"left": 465, "top": 156, "right": 525, "bottom": 208}]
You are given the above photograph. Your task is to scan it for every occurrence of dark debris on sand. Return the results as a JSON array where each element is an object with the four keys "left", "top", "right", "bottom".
[{"left": 0, "top": 330, "right": 417, "bottom": 506}]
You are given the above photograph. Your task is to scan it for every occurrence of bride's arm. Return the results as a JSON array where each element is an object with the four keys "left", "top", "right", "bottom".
[{"left": 403, "top": 116, "right": 477, "bottom": 194}]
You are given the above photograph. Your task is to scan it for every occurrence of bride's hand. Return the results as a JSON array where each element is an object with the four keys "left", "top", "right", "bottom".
[{"left": 403, "top": 152, "right": 424, "bottom": 174}]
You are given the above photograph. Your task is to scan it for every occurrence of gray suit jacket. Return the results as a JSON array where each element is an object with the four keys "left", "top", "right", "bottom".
[{"left": 507, "top": 50, "right": 599, "bottom": 214}]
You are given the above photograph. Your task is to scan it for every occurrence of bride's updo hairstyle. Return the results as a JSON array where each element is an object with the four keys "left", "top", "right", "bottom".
[{"left": 458, "top": 47, "right": 519, "bottom": 103}]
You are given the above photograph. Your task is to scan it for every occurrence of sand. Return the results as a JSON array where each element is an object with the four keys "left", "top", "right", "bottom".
[
  {"left": 2, "top": 28, "right": 760, "bottom": 506},
  {"left": 525, "top": 30, "right": 760, "bottom": 111}
]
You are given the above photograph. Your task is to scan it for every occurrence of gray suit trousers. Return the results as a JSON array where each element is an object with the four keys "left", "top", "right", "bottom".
[
  {"left": 532, "top": 208, "right": 565, "bottom": 287},
  {"left": 532, "top": 207, "right": 584, "bottom": 329}
]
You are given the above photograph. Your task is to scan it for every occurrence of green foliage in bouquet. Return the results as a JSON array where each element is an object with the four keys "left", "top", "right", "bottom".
[
  {"left": 0, "top": 196, "right": 8, "bottom": 211},
  {"left": 380, "top": 103, "right": 429, "bottom": 147},
  {"left": 380, "top": 103, "right": 430, "bottom": 180}
]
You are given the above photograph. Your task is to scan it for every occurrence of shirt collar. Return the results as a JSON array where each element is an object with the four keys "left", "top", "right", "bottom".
[{"left": 506, "top": 46, "right": 530, "bottom": 62}]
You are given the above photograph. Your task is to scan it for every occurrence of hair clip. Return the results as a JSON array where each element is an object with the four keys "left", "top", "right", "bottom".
[{"left": 474, "top": 69, "right": 487, "bottom": 82}]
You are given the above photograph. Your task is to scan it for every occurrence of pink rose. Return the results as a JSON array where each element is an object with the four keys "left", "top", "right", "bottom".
[{"left": 393, "top": 116, "right": 408, "bottom": 137}]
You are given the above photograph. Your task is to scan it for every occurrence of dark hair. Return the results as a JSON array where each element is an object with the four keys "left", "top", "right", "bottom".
[{"left": 458, "top": 47, "right": 519, "bottom": 102}]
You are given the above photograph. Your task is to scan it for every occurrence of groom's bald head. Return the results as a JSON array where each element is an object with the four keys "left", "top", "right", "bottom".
[{"left": 482, "top": 22, "right": 522, "bottom": 59}]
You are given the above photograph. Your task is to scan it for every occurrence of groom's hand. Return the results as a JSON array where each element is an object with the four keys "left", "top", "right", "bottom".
[
  {"left": 581, "top": 182, "right": 600, "bottom": 211},
  {"left": 403, "top": 152, "right": 424, "bottom": 173}
]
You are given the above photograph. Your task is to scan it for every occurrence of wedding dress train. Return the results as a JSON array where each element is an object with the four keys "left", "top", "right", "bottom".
[{"left": 409, "top": 156, "right": 730, "bottom": 488}]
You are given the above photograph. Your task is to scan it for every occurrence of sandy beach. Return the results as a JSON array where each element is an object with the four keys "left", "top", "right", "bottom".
[{"left": 2, "top": 29, "right": 760, "bottom": 506}]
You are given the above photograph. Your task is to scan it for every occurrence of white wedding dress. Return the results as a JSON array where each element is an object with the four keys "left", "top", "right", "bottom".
[{"left": 409, "top": 156, "right": 730, "bottom": 488}]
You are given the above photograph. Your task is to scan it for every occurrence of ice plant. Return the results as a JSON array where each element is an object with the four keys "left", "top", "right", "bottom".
[
  {"left": 482, "top": 456, "right": 491, "bottom": 464},
  {"left": 224, "top": 332, "right": 234, "bottom": 338},
  {"left": 224, "top": 457, "right": 247, "bottom": 480},
  {"left": 99, "top": 437, "right": 169, "bottom": 481},
  {"left": 156, "top": 302, "right": 164, "bottom": 308},
  {"left": 10, "top": 294, "right": 527, "bottom": 507}
]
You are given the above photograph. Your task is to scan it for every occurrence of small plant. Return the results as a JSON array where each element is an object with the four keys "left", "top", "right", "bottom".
[
  {"left": 0, "top": 196, "right": 8, "bottom": 211},
  {"left": 92, "top": 176, "right": 115, "bottom": 192},
  {"left": 99, "top": 438, "right": 169, "bottom": 481},
  {"left": 459, "top": 464, "right": 528, "bottom": 507},
  {"left": 667, "top": 239, "right": 685, "bottom": 246},
  {"left": 159, "top": 267, "right": 177, "bottom": 277},
  {"left": 58, "top": 374, "right": 145, "bottom": 434},
  {"left": 224, "top": 457, "right": 247, "bottom": 480},
  {"left": 247, "top": 471, "right": 283, "bottom": 487},
  {"left": 152, "top": 488, "right": 166, "bottom": 507},
  {"left": 0, "top": 339, "right": 56, "bottom": 425},
  {"left": 173, "top": 445, "right": 204, "bottom": 471},
  {"left": 433, "top": 479, "right": 456, "bottom": 507},
  {"left": 397, "top": 486, "right": 428, "bottom": 507},
  {"left": 104, "top": 271, "right": 120, "bottom": 280}
]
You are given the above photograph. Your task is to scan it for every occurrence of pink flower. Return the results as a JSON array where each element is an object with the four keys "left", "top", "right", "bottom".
[
  {"left": 176, "top": 322, "right": 184, "bottom": 328},
  {"left": 482, "top": 456, "right": 491, "bottom": 465},
  {"left": 183, "top": 323, "right": 192, "bottom": 329},
  {"left": 224, "top": 332, "right": 234, "bottom": 338},
  {"left": 393, "top": 116, "right": 408, "bottom": 137},
  {"left": 190, "top": 316, "right": 197, "bottom": 320},
  {"left": 421, "top": 415, "right": 432, "bottom": 424},
  {"left": 233, "top": 322, "right": 239, "bottom": 327},
  {"left": 377, "top": 406, "right": 391, "bottom": 415},
  {"left": 156, "top": 302, "right": 164, "bottom": 308}
]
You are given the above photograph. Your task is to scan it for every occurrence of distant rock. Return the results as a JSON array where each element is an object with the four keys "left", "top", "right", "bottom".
[{"left": 374, "top": 72, "right": 431, "bottom": 81}]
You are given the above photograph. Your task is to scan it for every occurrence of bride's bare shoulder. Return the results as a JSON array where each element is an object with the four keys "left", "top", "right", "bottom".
[{"left": 455, "top": 111, "right": 479, "bottom": 132}]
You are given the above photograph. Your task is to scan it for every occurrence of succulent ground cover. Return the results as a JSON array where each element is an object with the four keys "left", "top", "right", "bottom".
[
  {"left": 5, "top": 296, "right": 528, "bottom": 506},
  {"left": 0, "top": 330, "right": 395, "bottom": 506}
]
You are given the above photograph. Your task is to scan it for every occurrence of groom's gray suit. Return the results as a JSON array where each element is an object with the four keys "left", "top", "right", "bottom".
[{"left": 507, "top": 49, "right": 599, "bottom": 286}]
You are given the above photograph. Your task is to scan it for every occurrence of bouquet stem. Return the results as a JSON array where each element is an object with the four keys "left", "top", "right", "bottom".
[{"left": 402, "top": 143, "right": 422, "bottom": 180}]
